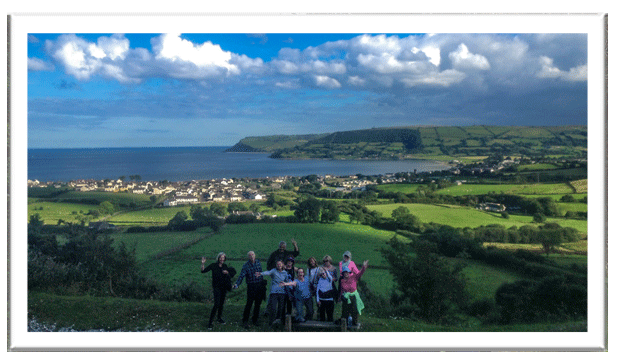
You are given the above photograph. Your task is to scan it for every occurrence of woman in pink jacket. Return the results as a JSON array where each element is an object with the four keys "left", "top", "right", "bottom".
[
  {"left": 339, "top": 251, "right": 360, "bottom": 275},
  {"left": 339, "top": 259, "right": 368, "bottom": 327}
]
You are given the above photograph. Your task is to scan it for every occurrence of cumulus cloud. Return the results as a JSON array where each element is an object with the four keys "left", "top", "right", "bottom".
[
  {"left": 314, "top": 75, "right": 341, "bottom": 89},
  {"left": 42, "top": 33, "right": 266, "bottom": 83},
  {"left": 152, "top": 33, "right": 241, "bottom": 78},
  {"left": 45, "top": 34, "right": 140, "bottom": 83},
  {"left": 28, "top": 57, "right": 54, "bottom": 71},
  {"left": 537, "top": 56, "right": 587, "bottom": 81},
  {"left": 38, "top": 32, "right": 587, "bottom": 93},
  {"left": 448, "top": 43, "right": 490, "bottom": 70}
]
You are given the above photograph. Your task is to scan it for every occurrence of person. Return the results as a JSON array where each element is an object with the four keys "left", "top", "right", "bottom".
[
  {"left": 233, "top": 251, "right": 266, "bottom": 329},
  {"left": 320, "top": 255, "right": 339, "bottom": 284},
  {"left": 201, "top": 252, "right": 236, "bottom": 330},
  {"left": 339, "top": 260, "right": 369, "bottom": 327},
  {"left": 280, "top": 268, "right": 313, "bottom": 322},
  {"left": 267, "top": 239, "right": 299, "bottom": 271},
  {"left": 256, "top": 260, "right": 291, "bottom": 327},
  {"left": 283, "top": 256, "right": 298, "bottom": 316},
  {"left": 306, "top": 257, "right": 319, "bottom": 303},
  {"left": 315, "top": 264, "right": 336, "bottom": 322},
  {"left": 264, "top": 239, "right": 298, "bottom": 318},
  {"left": 339, "top": 251, "right": 360, "bottom": 276}
]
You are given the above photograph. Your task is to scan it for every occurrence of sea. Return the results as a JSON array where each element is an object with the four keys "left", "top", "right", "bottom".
[{"left": 27, "top": 147, "right": 451, "bottom": 182}]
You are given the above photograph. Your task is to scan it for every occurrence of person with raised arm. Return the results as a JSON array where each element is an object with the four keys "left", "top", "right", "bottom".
[
  {"left": 339, "top": 259, "right": 369, "bottom": 327},
  {"left": 201, "top": 252, "right": 236, "bottom": 330},
  {"left": 255, "top": 260, "right": 290, "bottom": 327}
]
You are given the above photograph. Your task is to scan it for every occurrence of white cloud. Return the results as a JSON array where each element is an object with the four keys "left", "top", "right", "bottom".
[
  {"left": 314, "top": 75, "right": 341, "bottom": 89},
  {"left": 46, "top": 34, "right": 137, "bottom": 82},
  {"left": 96, "top": 34, "right": 130, "bottom": 61},
  {"left": 40, "top": 33, "right": 587, "bottom": 93},
  {"left": 348, "top": 76, "right": 366, "bottom": 87},
  {"left": 152, "top": 33, "right": 240, "bottom": 77},
  {"left": 400, "top": 69, "right": 466, "bottom": 87},
  {"left": 537, "top": 56, "right": 587, "bottom": 81},
  {"left": 449, "top": 43, "right": 490, "bottom": 70},
  {"left": 28, "top": 57, "right": 54, "bottom": 71},
  {"left": 421, "top": 45, "right": 441, "bottom": 67}
]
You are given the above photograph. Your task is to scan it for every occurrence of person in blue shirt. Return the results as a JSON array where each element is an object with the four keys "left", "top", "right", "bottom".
[
  {"left": 280, "top": 267, "right": 313, "bottom": 322},
  {"left": 233, "top": 251, "right": 265, "bottom": 329},
  {"left": 256, "top": 260, "right": 290, "bottom": 327}
]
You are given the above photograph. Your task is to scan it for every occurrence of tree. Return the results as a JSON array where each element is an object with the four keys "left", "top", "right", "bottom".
[
  {"left": 99, "top": 201, "right": 115, "bottom": 215},
  {"left": 227, "top": 202, "right": 248, "bottom": 214},
  {"left": 320, "top": 200, "right": 340, "bottom": 223},
  {"left": 391, "top": 206, "right": 422, "bottom": 231},
  {"left": 381, "top": 237, "right": 469, "bottom": 323},
  {"left": 533, "top": 213, "right": 546, "bottom": 223},
  {"left": 209, "top": 203, "right": 227, "bottom": 217},
  {"left": 294, "top": 197, "right": 322, "bottom": 223},
  {"left": 537, "top": 228, "right": 564, "bottom": 257},
  {"left": 168, "top": 211, "right": 188, "bottom": 230}
]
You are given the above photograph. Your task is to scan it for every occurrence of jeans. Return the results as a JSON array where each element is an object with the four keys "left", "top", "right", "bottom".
[
  {"left": 267, "top": 293, "right": 286, "bottom": 325},
  {"left": 294, "top": 297, "right": 314, "bottom": 321}
]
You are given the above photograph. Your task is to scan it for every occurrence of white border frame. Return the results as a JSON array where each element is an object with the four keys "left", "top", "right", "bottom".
[{"left": 7, "top": 12, "right": 607, "bottom": 351}]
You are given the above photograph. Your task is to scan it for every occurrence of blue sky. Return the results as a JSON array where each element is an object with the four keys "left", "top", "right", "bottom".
[{"left": 27, "top": 33, "right": 588, "bottom": 148}]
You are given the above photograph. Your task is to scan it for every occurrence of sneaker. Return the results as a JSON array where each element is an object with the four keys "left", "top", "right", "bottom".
[{"left": 217, "top": 318, "right": 226, "bottom": 324}]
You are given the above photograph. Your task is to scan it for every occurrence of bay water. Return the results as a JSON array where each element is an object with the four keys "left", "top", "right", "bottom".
[{"left": 28, "top": 147, "right": 451, "bottom": 182}]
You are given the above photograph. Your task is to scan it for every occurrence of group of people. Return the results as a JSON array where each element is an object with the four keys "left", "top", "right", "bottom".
[{"left": 200, "top": 239, "right": 369, "bottom": 330}]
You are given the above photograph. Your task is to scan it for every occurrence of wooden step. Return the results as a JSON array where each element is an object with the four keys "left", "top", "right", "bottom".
[{"left": 284, "top": 315, "right": 361, "bottom": 331}]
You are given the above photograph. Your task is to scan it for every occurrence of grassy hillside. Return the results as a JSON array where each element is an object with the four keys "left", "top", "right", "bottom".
[
  {"left": 227, "top": 125, "right": 587, "bottom": 161},
  {"left": 227, "top": 133, "right": 329, "bottom": 152}
]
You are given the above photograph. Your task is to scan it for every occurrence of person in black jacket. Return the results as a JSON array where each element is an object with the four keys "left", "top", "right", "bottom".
[
  {"left": 266, "top": 239, "right": 299, "bottom": 271},
  {"left": 201, "top": 252, "right": 236, "bottom": 330}
]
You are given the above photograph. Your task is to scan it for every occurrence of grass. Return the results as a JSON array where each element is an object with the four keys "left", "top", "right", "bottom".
[
  {"left": 131, "top": 222, "right": 400, "bottom": 298},
  {"left": 434, "top": 183, "right": 575, "bottom": 196},
  {"left": 368, "top": 203, "right": 516, "bottom": 227},
  {"left": 462, "top": 260, "right": 527, "bottom": 301},
  {"left": 108, "top": 206, "right": 194, "bottom": 226},
  {"left": 27, "top": 201, "right": 103, "bottom": 224},
  {"left": 27, "top": 291, "right": 587, "bottom": 332},
  {"left": 112, "top": 227, "right": 213, "bottom": 262}
]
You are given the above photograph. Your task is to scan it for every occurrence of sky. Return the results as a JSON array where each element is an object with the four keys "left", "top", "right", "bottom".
[{"left": 27, "top": 33, "right": 588, "bottom": 148}]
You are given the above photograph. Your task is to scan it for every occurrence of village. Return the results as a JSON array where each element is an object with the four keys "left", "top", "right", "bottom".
[
  {"left": 27, "top": 173, "right": 413, "bottom": 207},
  {"left": 26, "top": 157, "right": 547, "bottom": 218}
]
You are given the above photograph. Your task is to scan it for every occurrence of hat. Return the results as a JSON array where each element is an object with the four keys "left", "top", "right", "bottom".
[
  {"left": 286, "top": 256, "right": 295, "bottom": 263},
  {"left": 342, "top": 266, "right": 351, "bottom": 273},
  {"left": 343, "top": 251, "right": 352, "bottom": 259}
]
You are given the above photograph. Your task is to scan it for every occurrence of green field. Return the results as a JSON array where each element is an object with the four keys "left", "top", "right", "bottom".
[
  {"left": 108, "top": 206, "right": 194, "bottom": 226},
  {"left": 28, "top": 201, "right": 104, "bottom": 224},
  {"left": 377, "top": 182, "right": 587, "bottom": 197},
  {"left": 112, "top": 228, "right": 213, "bottom": 262},
  {"left": 131, "top": 222, "right": 529, "bottom": 307},
  {"left": 365, "top": 203, "right": 587, "bottom": 234}
]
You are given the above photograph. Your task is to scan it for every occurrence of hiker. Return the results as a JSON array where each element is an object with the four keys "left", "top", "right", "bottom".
[
  {"left": 264, "top": 239, "right": 298, "bottom": 318},
  {"left": 256, "top": 260, "right": 291, "bottom": 327},
  {"left": 266, "top": 238, "right": 300, "bottom": 271},
  {"left": 339, "top": 260, "right": 369, "bottom": 327},
  {"left": 339, "top": 251, "right": 360, "bottom": 276},
  {"left": 283, "top": 256, "right": 298, "bottom": 316},
  {"left": 315, "top": 255, "right": 338, "bottom": 322},
  {"left": 233, "top": 251, "right": 266, "bottom": 329},
  {"left": 306, "top": 256, "right": 319, "bottom": 299},
  {"left": 280, "top": 268, "right": 313, "bottom": 322},
  {"left": 201, "top": 252, "right": 236, "bottom": 330}
]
